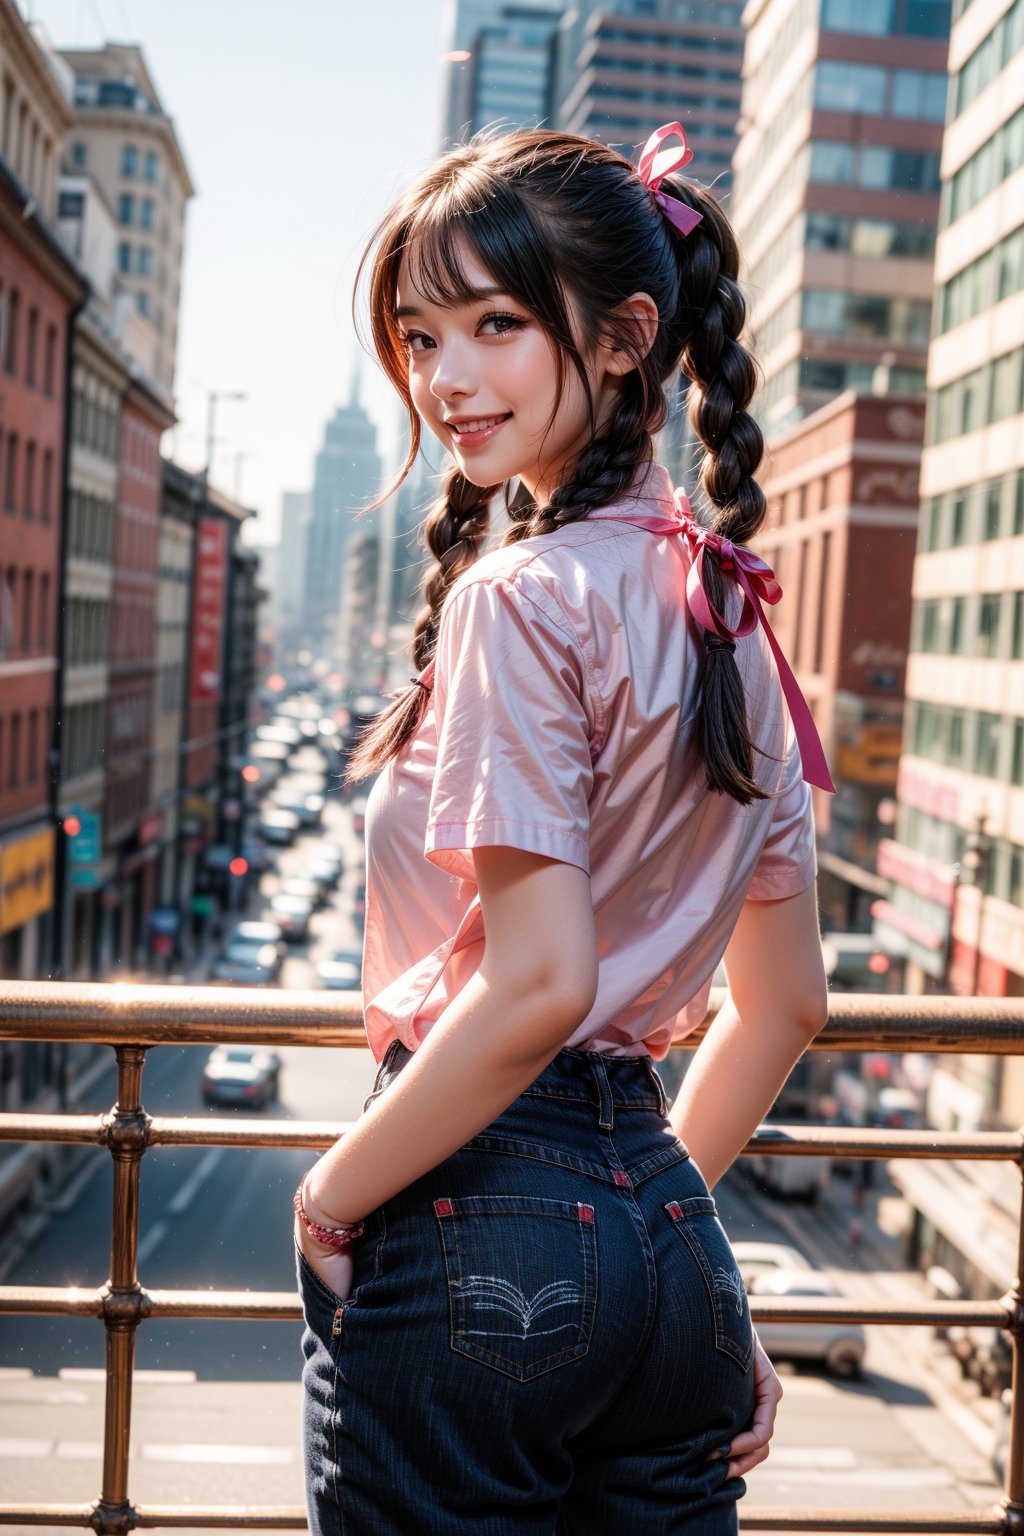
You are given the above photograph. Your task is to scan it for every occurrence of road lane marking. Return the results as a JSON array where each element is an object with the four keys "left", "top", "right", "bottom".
[
  {"left": 767, "top": 1447, "right": 858, "bottom": 1469},
  {"left": 0, "top": 1439, "right": 50, "bottom": 1457},
  {"left": 141, "top": 1443, "right": 293, "bottom": 1464},
  {"left": 168, "top": 1148, "right": 225, "bottom": 1214},
  {"left": 136, "top": 1219, "right": 169, "bottom": 1264},
  {"left": 752, "top": 1466, "right": 955, "bottom": 1488},
  {"left": 58, "top": 1367, "right": 197, "bottom": 1383}
]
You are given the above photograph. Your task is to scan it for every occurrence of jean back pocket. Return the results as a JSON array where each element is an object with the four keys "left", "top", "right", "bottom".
[
  {"left": 665, "top": 1195, "right": 754, "bottom": 1372},
  {"left": 434, "top": 1194, "right": 597, "bottom": 1382}
]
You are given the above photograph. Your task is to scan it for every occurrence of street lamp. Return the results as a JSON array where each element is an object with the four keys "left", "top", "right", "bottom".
[{"left": 205, "top": 390, "right": 247, "bottom": 486}]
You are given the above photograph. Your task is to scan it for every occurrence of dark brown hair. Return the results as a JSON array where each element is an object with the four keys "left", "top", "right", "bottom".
[{"left": 346, "top": 128, "right": 769, "bottom": 803}]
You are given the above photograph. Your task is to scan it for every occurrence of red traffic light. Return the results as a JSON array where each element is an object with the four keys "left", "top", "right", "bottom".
[
  {"left": 241, "top": 765, "right": 260, "bottom": 784},
  {"left": 229, "top": 857, "right": 249, "bottom": 878},
  {"left": 64, "top": 815, "right": 82, "bottom": 837}
]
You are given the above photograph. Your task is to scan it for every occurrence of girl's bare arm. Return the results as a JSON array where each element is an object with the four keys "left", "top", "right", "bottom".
[
  {"left": 304, "top": 844, "right": 598, "bottom": 1225},
  {"left": 668, "top": 883, "right": 828, "bottom": 1189}
]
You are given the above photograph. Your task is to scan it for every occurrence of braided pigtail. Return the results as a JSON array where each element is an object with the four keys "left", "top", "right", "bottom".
[
  {"left": 664, "top": 178, "right": 771, "bottom": 805},
  {"left": 345, "top": 464, "right": 497, "bottom": 782},
  {"left": 502, "top": 375, "right": 659, "bottom": 541}
]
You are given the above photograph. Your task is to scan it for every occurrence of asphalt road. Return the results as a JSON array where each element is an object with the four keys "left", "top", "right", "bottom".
[{"left": 0, "top": 783, "right": 1004, "bottom": 1523}]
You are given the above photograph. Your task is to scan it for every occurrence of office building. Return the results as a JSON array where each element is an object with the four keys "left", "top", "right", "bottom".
[
  {"left": 59, "top": 43, "right": 194, "bottom": 391},
  {"left": 732, "top": 0, "right": 949, "bottom": 434},
  {"left": 303, "top": 379, "right": 382, "bottom": 650},
  {"left": 552, "top": 0, "right": 743, "bottom": 187},
  {"left": 875, "top": 0, "right": 1024, "bottom": 1129}
]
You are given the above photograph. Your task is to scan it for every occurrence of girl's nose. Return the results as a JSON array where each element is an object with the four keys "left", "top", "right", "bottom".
[{"left": 429, "top": 339, "right": 476, "bottom": 402}]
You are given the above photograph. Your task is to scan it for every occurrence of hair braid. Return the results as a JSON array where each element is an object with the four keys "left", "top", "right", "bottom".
[
  {"left": 345, "top": 464, "right": 496, "bottom": 782},
  {"left": 670, "top": 184, "right": 770, "bottom": 804},
  {"left": 502, "top": 380, "right": 658, "bottom": 542}
]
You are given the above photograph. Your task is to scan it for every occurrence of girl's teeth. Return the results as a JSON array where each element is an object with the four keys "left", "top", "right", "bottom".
[{"left": 456, "top": 416, "right": 505, "bottom": 432}]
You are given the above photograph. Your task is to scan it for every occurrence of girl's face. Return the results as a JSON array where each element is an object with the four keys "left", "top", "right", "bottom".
[{"left": 396, "top": 239, "right": 621, "bottom": 504}]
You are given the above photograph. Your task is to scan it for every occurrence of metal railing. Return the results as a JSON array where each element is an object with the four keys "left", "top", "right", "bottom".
[{"left": 0, "top": 980, "right": 1021, "bottom": 1534}]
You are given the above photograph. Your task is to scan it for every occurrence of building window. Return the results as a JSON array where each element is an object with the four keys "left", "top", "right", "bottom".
[
  {"left": 23, "top": 440, "right": 35, "bottom": 518},
  {"left": 20, "top": 570, "right": 32, "bottom": 654},
  {"left": 138, "top": 246, "right": 152, "bottom": 277},
  {"left": 27, "top": 710, "right": 38, "bottom": 783},
  {"left": 70, "top": 141, "right": 87, "bottom": 168},
  {"left": 3, "top": 434, "right": 16, "bottom": 512},
  {"left": 121, "top": 143, "right": 138, "bottom": 177},
  {"left": 39, "top": 573, "right": 49, "bottom": 650},
  {"left": 144, "top": 149, "right": 158, "bottom": 182},
  {"left": 8, "top": 712, "right": 20, "bottom": 789},
  {"left": 140, "top": 198, "right": 155, "bottom": 230},
  {"left": 118, "top": 193, "right": 134, "bottom": 226},
  {"left": 43, "top": 324, "right": 56, "bottom": 396},
  {"left": 41, "top": 449, "right": 52, "bottom": 524},
  {"left": 137, "top": 291, "right": 150, "bottom": 317},
  {"left": 118, "top": 242, "right": 132, "bottom": 274},
  {"left": 3, "top": 288, "right": 17, "bottom": 373},
  {"left": 26, "top": 306, "right": 37, "bottom": 387}
]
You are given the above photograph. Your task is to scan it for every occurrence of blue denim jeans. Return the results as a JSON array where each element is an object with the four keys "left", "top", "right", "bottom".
[{"left": 295, "top": 1042, "right": 755, "bottom": 1534}]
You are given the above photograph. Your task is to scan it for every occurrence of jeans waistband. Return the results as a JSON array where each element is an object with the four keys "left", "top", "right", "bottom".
[{"left": 369, "top": 1040, "right": 669, "bottom": 1125}]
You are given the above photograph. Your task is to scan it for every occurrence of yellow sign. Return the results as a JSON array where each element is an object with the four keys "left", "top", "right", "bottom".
[{"left": 0, "top": 828, "right": 55, "bottom": 935}]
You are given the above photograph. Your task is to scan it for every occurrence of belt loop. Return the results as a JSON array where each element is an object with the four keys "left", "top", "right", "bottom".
[
  {"left": 649, "top": 1059, "right": 668, "bottom": 1116},
  {"left": 589, "top": 1053, "right": 615, "bottom": 1131}
]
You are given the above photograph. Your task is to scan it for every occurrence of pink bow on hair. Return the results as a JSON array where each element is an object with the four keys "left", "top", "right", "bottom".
[
  {"left": 637, "top": 122, "right": 704, "bottom": 239},
  {"left": 671, "top": 490, "right": 836, "bottom": 794}
]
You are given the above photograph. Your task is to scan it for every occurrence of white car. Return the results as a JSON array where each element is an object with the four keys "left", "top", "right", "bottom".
[
  {"left": 268, "top": 892, "right": 313, "bottom": 941},
  {"left": 202, "top": 1044, "right": 282, "bottom": 1108},
  {"left": 730, "top": 1241, "right": 813, "bottom": 1291},
  {"left": 750, "top": 1269, "right": 866, "bottom": 1378},
  {"left": 211, "top": 941, "right": 281, "bottom": 986}
]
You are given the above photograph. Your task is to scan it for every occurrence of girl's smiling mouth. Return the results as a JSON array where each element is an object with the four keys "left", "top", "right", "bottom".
[{"left": 445, "top": 412, "right": 513, "bottom": 446}]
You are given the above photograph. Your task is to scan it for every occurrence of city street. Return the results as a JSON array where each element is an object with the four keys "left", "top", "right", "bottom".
[{"left": 0, "top": 786, "right": 1005, "bottom": 1522}]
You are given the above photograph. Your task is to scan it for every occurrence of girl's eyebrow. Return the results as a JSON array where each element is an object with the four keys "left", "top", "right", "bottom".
[{"left": 394, "top": 285, "right": 512, "bottom": 319}]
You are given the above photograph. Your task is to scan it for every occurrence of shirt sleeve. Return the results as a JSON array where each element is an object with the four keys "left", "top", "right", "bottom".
[
  {"left": 425, "top": 576, "right": 594, "bottom": 881},
  {"left": 745, "top": 724, "right": 817, "bottom": 901}
]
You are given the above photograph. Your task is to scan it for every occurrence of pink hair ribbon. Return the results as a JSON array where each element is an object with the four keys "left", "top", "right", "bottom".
[
  {"left": 637, "top": 122, "right": 704, "bottom": 239},
  {"left": 602, "top": 489, "right": 835, "bottom": 794}
]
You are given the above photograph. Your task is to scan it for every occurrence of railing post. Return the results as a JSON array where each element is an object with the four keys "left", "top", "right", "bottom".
[
  {"left": 1000, "top": 1133, "right": 1024, "bottom": 1536},
  {"left": 93, "top": 1044, "right": 150, "bottom": 1536}
]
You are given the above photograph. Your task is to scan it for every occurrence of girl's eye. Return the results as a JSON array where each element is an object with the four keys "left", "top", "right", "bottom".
[
  {"left": 480, "top": 311, "right": 525, "bottom": 337},
  {"left": 400, "top": 330, "right": 434, "bottom": 353}
]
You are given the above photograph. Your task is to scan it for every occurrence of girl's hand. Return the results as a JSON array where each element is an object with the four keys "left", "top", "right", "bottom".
[
  {"left": 724, "top": 1334, "right": 783, "bottom": 1478},
  {"left": 294, "top": 1213, "right": 355, "bottom": 1305}
]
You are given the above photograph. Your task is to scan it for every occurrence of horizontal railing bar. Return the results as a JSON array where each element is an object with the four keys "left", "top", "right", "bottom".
[
  {"left": 0, "top": 981, "right": 1022, "bottom": 1053},
  {"left": 1, "top": 1110, "right": 1019, "bottom": 1163},
  {"left": 0, "top": 1284, "right": 1010, "bottom": 1328},
  {"left": 0, "top": 1505, "right": 1006, "bottom": 1534},
  {"left": 0, "top": 1504, "right": 306, "bottom": 1529}
]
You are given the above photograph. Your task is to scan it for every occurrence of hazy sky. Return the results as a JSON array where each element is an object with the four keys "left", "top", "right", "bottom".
[{"left": 26, "top": 0, "right": 448, "bottom": 542}]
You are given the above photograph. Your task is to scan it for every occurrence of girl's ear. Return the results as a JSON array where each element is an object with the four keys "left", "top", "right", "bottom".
[{"left": 604, "top": 291, "right": 660, "bottom": 377}]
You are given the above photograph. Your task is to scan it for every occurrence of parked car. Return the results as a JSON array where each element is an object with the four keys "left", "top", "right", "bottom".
[
  {"left": 730, "top": 1241, "right": 813, "bottom": 1292},
  {"left": 271, "top": 788, "right": 325, "bottom": 828},
  {"left": 226, "top": 919, "right": 286, "bottom": 957},
  {"left": 202, "top": 1044, "right": 282, "bottom": 1108},
  {"left": 315, "top": 955, "right": 362, "bottom": 991},
  {"left": 257, "top": 808, "right": 301, "bottom": 846},
  {"left": 280, "top": 875, "right": 324, "bottom": 909},
  {"left": 210, "top": 941, "right": 282, "bottom": 986},
  {"left": 750, "top": 1269, "right": 866, "bottom": 1378},
  {"left": 241, "top": 838, "right": 276, "bottom": 875},
  {"left": 747, "top": 1121, "right": 831, "bottom": 1202},
  {"left": 268, "top": 892, "right": 313, "bottom": 941},
  {"left": 305, "top": 858, "right": 341, "bottom": 896}
]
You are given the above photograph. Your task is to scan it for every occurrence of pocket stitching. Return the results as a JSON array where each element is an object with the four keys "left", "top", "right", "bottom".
[
  {"left": 436, "top": 1198, "right": 597, "bottom": 1382},
  {"left": 665, "top": 1201, "right": 754, "bottom": 1372}
]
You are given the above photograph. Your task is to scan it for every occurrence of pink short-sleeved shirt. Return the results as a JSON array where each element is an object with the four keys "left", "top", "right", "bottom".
[{"left": 361, "top": 462, "right": 816, "bottom": 1063}]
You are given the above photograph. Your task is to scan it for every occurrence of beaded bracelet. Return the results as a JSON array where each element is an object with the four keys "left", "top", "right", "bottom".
[{"left": 293, "top": 1172, "right": 365, "bottom": 1252}]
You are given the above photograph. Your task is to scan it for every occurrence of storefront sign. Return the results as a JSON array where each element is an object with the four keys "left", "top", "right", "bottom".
[
  {"left": 138, "top": 811, "right": 164, "bottom": 847},
  {"left": 189, "top": 518, "right": 229, "bottom": 704},
  {"left": 0, "top": 828, "right": 55, "bottom": 935}
]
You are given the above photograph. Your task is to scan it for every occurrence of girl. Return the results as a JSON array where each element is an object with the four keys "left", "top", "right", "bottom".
[{"left": 292, "top": 123, "right": 831, "bottom": 1535}]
